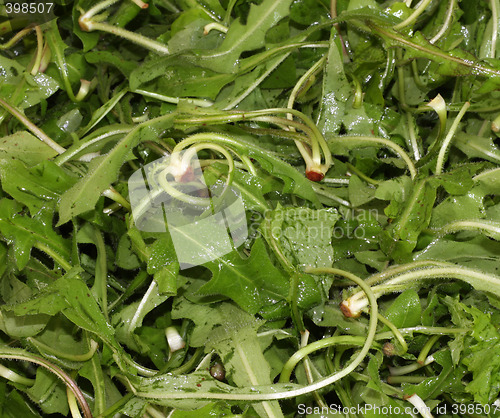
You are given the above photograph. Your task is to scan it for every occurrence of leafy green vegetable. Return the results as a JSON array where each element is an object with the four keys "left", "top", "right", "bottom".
[{"left": 2, "top": 0, "right": 500, "bottom": 417}]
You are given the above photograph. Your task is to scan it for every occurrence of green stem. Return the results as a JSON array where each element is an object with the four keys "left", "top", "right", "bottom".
[
  {"left": 80, "top": 20, "right": 169, "bottom": 55},
  {"left": 346, "top": 163, "right": 380, "bottom": 185},
  {"left": 34, "top": 242, "right": 72, "bottom": 271},
  {"left": 438, "top": 220, "right": 500, "bottom": 239},
  {"left": 27, "top": 338, "right": 99, "bottom": 362},
  {"left": 394, "top": 0, "right": 435, "bottom": 30},
  {"left": 347, "top": 266, "right": 500, "bottom": 316},
  {"left": 0, "top": 363, "right": 35, "bottom": 386},
  {"left": 279, "top": 335, "right": 376, "bottom": 382},
  {"left": 365, "top": 260, "right": 452, "bottom": 287},
  {"left": 133, "top": 89, "right": 213, "bottom": 108},
  {"left": 311, "top": 184, "right": 352, "bottom": 208},
  {"left": 30, "top": 25, "right": 44, "bottom": 75},
  {"left": 375, "top": 326, "right": 469, "bottom": 340},
  {"left": 430, "top": 0, "right": 456, "bottom": 44},
  {"left": 490, "top": 0, "right": 499, "bottom": 58},
  {"left": 387, "top": 375, "right": 428, "bottom": 384},
  {"left": 377, "top": 314, "right": 408, "bottom": 354},
  {"left": 327, "top": 136, "right": 417, "bottom": 179},
  {"left": 67, "top": 386, "right": 83, "bottom": 418},
  {"left": 0, "top": 24, "right": 35, "bottom": 49},
  {"left": 417, "top": 335, "right": 440, "bottom": 364},
  {"left": 102, "top": 186, "right": 131, "bottom": 210},
  {"left": 55, "top": 127, "right": 132, "bottom": 165},
  {"left": 171, "top": 348, "right": 204, "bottom": 375},
  {"left": 80, "top": 0, "right": 120, "bottom": 20},
  {"left": 0, "top": 348, "right": 92, "bottom": 418},
  {"left": 91, "top": 227, "right": 110, "bottom": 322},
  {"left": 436, "top": 101, "right": 470, "bottom": 174},
  {"left": 0, "top": 98, "right": 66, "bottom": 154}
]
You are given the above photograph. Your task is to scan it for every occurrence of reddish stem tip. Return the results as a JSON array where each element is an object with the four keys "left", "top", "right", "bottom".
[{"left": 306, "top": 170, "right": 324, "bottom": 182}]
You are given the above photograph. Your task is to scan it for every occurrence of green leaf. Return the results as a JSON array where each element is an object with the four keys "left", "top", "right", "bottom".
[
  {"left": 0, "top": 200, "right": 71, "bottom": 269},
  {"left": 26, "top": 368, "right": 69, "bottom": 416},
  {"left": 266, "top": 205, "right": 339, "bottom": 268},
  {"left": 199, "top": 238, "right": 288, "bottom": 314},
  {"left": 382, "top": 289, "right": 421, "bottom": 329},
  {"left": 197, "top": 0, "right": 293, "bottom": 73},
  {"left": 58, "top": 115, "right": 174, "bottom": 224},
  {"left": 0, "top": 159, "right": 76, "bottom": 214},
  {"left": 112, "top": 280, "right": 169, "bottom": 353}
]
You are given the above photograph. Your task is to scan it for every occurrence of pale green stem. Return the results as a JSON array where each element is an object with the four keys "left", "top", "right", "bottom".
[
  {"left": 430, "top": 0, "right": 456, "bottom": 44},
  {"left": 377, "top": 314, "right": 408, "bottom": 354},
  {"left": 279, "top": 335, "right": 374, "bottom": 382},
  {"left": 75, "top": 79, "right": 93, "bottom": 102},
  {"left": 436, "top": 101, "right": 470, "bottom": 174},
  {"left": 438, "top": 220, "right": 500, "bottom": 238},
  {"left": 389, "top": 355, "right": 434, "bottom": 376},
  {"left": 299, "top": 331, "right": 328, "bottom": 410},
  {"left": 286, "top": 56, "right": 326, "bottom": 170},
  {"left": 417, "top": 335, "right": 440, "bottom": 364},
  {"left": 81, "top": 21, "right": 169, "bottom": 55},
  {"left": 327, "top": 136, "right": 417, "bottom": 179},
  {"left": 311, "top": 184, "right": 352, "bottom": 208},
  {"left": 347, "top": 266, "right": 500, "bottom": 316},
  {"left": 133, "top": 89, "right": 213, "bottom": 107},
  {"left": 322, "top": 178, "right": 350, "bottom": 185},
  {"left": 128, "top": 280, "right": 159, "bottom": 335},
  {"left": 34, "top": 242, "right": 72, "bottom": 271},
  {"left": 407, "top": 393, "right": 434, "bottom": 418},
  {"left": 80, "top": 0, "right": 120, "bottom": 21},
  {"left": 490, "top": 0, "right": 499, "bottom": 58},
  {"left": 387, "top": 375, "right": 427, "bottom": 384},
  {"left": 30, "top": 25, "right": 44, "bottom": 75},
  {"left": 67, "top": 387, "right": 83, "bottom": 418},
  {"left": 28, "top": 338, "right": 99, "bottom": 362},
  {"left": 102, "top": 186, "right": 132, "bottom": 210},
  {"left": 365, "top": 260, "right": 453, "bottom": 287},
  {"left": 376, "top": 326, "right": 469, "bottom": 340},
  {"left": 406, "top": 112, "right": 420, "bottom": 160},
  {"left": 203, "top": 22, "right": 228, "bottom": 35},
  {"left": 157, "top": 142, "right": 235, "bottom": 206},
  {"left": 0, "top": 98, "right": 66, "bottom": 154},
  {"left": 55, "top": 127, "right": 131, "bottom": 165},
  {"left": 0, "top": 25, "right": 35, "bottom": 49},
  {"left": 394, "top": 0, "right": 433, "bottom": 30},
  {"left": 0, "top": 363, "right": 35, "bottom": 386}
]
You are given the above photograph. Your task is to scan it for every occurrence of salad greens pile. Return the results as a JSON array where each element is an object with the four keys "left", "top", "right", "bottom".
[{"left": 2, "top": 0, "right": 500, "bottom": 416}]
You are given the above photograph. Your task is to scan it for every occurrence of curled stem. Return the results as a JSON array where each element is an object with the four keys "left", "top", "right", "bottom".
[
  {"left": 137, "top": 267, "right": 378, "bottom": 401},
  {"left": 28, "top": 338, "right": 99, "bottom": 362},
  {"left": 0, "top": 348, "right": 92, "bottom": 418},
  {"left": 279, "top": 335, "right": 377, "bottom": 382},
  {"left": 327, "top": 136, "right": 417, "bottom": 179}
]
